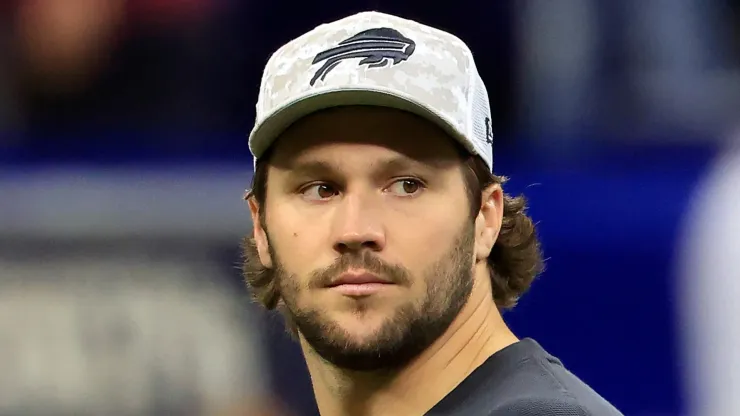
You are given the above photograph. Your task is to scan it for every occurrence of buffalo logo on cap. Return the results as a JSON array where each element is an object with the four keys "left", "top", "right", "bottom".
[{"left": 310, "top": 27, "right": 416, "bottom": 86}]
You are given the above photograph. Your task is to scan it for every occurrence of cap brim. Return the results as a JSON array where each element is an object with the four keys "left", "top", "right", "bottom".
[{"left": 248, "top": 87, "right": 475, "bottom": 160}]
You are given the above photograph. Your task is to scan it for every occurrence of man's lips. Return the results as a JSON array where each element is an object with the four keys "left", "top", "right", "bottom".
[{"left": 327, "top": 271, "right": 392, "bottom": 287}]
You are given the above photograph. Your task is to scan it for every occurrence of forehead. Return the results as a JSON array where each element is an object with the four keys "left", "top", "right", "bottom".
[{"left": 268, "top": 107, "right": 463, "bottom": 169}]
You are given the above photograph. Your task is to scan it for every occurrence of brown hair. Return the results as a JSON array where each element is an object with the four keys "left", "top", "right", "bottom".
[{"left": 241, "top": 147, "right": 544, "bottom": 313}]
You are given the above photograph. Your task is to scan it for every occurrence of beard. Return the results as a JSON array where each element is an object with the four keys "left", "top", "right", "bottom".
[{"left": 270, "top": 221, "right": 475, "bottom": 373}]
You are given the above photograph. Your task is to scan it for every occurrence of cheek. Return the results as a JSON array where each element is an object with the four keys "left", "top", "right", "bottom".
[
  {"left": 389, "top": 197, "right": 465, "bottom": 247},
  {"left": 385, "top": 207, "right": 467, "bottom": 278},
  {"left": 266, "top": 204, "right": 331, "bottom": 276}
]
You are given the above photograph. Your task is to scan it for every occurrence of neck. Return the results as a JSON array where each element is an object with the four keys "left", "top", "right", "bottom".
[{"left": 302, "top": 276, "right": 519, "bottom": 416}]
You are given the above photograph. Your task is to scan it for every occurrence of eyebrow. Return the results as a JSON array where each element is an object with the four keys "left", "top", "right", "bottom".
[
  {"left": 371, "top": 156, "right": 429, "bottom": 177},
  {"left": 286, "top": 160, "right": 340, "bottom": 179},
  {"left": 287, "top": 156, "right": 435, "bottom": 180}
]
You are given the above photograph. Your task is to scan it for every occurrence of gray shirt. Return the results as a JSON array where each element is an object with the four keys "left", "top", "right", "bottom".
[{"left": 427, "top": 338, "right": 623, "bottom": 415}]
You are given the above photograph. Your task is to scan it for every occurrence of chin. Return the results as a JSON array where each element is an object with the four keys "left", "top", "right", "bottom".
[{"left": 332, "top": 310, "right": 391, "bottom": 335}]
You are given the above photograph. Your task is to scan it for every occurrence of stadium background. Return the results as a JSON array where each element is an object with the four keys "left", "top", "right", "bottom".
[{"left": 1, "top": 1, "right": 739, "bottom": 415}]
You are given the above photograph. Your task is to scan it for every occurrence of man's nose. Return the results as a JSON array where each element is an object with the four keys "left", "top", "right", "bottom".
[{"left": 332, "top": 193, "right": 386, "bottom": 255}]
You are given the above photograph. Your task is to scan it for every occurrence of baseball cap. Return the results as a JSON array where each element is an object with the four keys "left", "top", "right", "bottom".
[{"left": 248, "top": 11, "right": 494, "bottom": 172}]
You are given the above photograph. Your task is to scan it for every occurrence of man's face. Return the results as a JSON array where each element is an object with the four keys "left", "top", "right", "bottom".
[{"left": 255, "top": 107, "right": 477, "bottom": 371}]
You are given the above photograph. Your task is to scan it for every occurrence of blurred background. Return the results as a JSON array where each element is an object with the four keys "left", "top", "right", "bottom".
[{"left": 1, "top": 0, "right": 739, "bottom": 415}]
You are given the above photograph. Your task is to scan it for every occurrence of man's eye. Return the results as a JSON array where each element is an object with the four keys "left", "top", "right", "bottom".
[
  {"left": 301, "top": 183, "right": 338, "bottom": 200},
  {"left": 386, "top": 179, "right": 425, "bottom": 196}
]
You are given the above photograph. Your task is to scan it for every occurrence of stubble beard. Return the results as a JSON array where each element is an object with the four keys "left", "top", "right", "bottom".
[{"left": 273, "top": 222, "right": 476, "bottom": 372}]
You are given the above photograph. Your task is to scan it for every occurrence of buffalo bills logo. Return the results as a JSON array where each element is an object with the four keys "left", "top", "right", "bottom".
[
  {"left": 485, "top": 116, "right": 495, "bottom": 170},
  {"left": 484, "top": 117, "right": 494, "bottom": 146},
  {"left": 310, "top": 27, "right": 416, "bottom": 86}
]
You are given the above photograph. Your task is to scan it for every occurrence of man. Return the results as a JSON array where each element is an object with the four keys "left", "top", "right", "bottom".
[{"left": 242, "top": 11, "right": 622, "bottom": 416}]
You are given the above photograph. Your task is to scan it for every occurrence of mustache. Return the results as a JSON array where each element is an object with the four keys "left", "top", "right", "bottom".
[{"left": 308, "top": 251, "right": 411, "bottom": 289}]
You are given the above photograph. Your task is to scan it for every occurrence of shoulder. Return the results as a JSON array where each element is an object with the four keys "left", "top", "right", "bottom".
[
  {"left": 479, "top": 351, "right": 624, "bottom": 416},
  {"left": 433, "top": 339, "right": 623, "bottom": 416},
  {"left": 487, "top": 396, "right": 594, "bottom": 416}
]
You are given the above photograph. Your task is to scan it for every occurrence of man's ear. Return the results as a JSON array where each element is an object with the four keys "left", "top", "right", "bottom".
[
  {"left": 247, "top": 195, "right": 273, "bottom": 268},
  {"left": 474, "top": 183, "right": 504, "bottom": 261}
]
